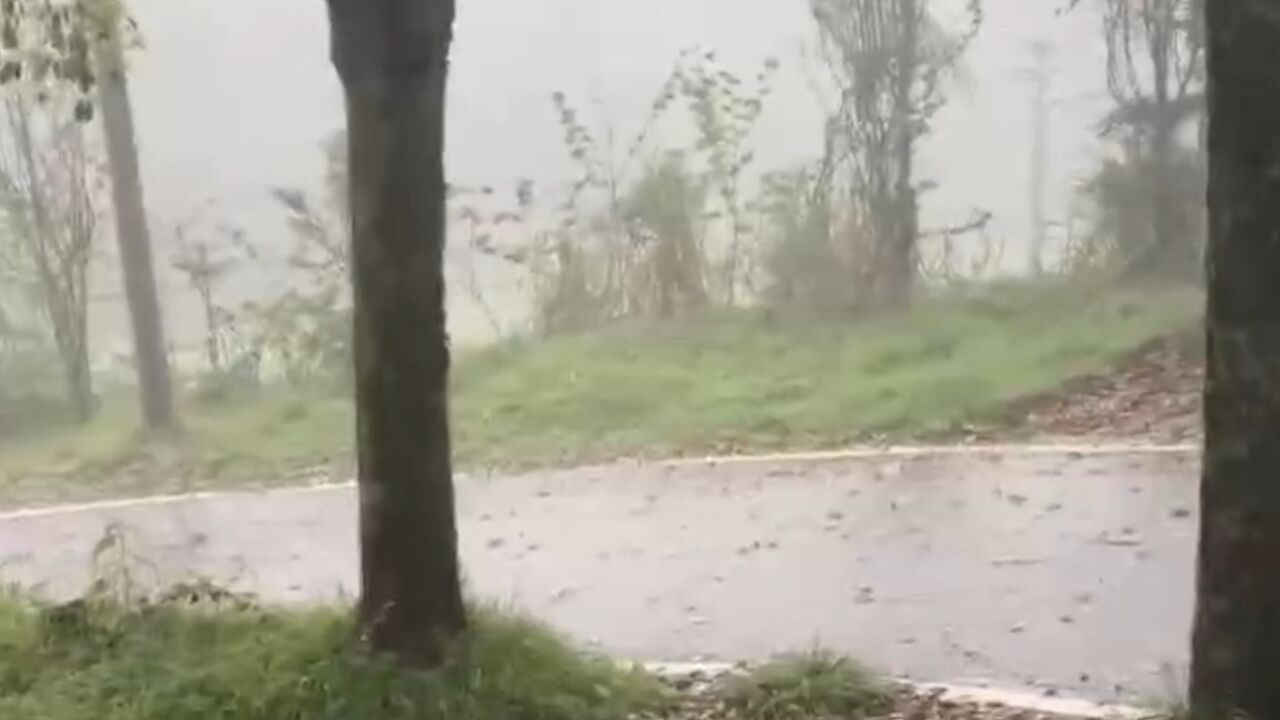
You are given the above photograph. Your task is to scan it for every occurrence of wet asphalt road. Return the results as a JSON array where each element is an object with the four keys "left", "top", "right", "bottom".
[{"left": 0, "top": 449, "right": 1199, "bottom": 703}]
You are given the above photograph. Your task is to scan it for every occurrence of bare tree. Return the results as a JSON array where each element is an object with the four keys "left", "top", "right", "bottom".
[
  {"left": 272, "top": 130, "right": 351, "bottom": 292},
  {"left": 170, "top": 222, "right": 245, "bottom": 372},
  {"left": 0, "top": 96, "right": 98, "bottom": 421},
  {"left": 1190, "top": 1, "right": 1280, "bottom": 717},
  {"left": 0, "top": 0, "right": 177, "bottom": 432},
  {"left": 1098, "top": 0, "right": 1205, "bottom": 277},
  {"left": 327, "top": 0, "right": 466, "bottom": 666},
  {"left": 809, "top": 0, "right": 981, "bottom": 309}
]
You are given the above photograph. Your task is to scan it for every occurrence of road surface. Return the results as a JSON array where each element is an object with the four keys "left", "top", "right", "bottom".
[{"left": 0, "top": 447, "right": 1199, "bottom": 703}]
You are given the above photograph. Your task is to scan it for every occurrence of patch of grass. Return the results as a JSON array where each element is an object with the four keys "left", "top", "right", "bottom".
[
  {"left": 0, "top": 389, "right": 354, "bottom": 504},
  {"left": 718, "top": 651, "right": 892, "bottom": 720},
  {"left": 451, "top": 281, "right": 1201, "bottom": 466},
  {"left": 0, "top": 281, "right": 1202, "bottom": 502},
  {"left": 0, "top": 594, "right": 667, "bottom": 720}
]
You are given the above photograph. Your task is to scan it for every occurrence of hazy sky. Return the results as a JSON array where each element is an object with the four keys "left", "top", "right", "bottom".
[{"left": 88, "top": 0, "right": 1115, "bottom": 355}]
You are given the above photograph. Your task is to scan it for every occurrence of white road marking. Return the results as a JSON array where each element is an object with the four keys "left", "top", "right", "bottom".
[
  {"left": 640, "top": 662, "right": 1155, "bottom": 719},
  {"left": 0, "top": 480, "right": 356, "bottom": 522},
  {"left": 0, "top": 443, "right": 1198, "bottom": 523},
  {"left": 665, "top": 443, "right": 1198, "bottom": 467}
]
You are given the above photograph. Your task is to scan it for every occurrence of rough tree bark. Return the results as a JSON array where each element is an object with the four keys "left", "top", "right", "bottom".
[
  {"left": 95, "top": 30, "right": 176, "bottom": 432},
  {"left": 327, "top": 0, "right": 467, "bottom": 666},
  {"left": 1190, "top": 0, "right": 1280, "bottom": 717}
]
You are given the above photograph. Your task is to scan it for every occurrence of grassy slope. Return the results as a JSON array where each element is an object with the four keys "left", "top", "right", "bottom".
[
  {"left": 0, "top": 596, "right": 665, "bottom": 720},
  {"left": 452, "top": 282, "right": 1201, "bottom": 465},
  {"left": 0, "top": 282, "right": 1200, "bottom": 500}
]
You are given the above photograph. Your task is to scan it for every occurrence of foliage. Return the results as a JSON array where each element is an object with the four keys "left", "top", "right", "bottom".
[
  {"left": 759, "top": 167, "right": 854, "bottom": 315},
  {"left": 1100, "top": 0, "right": 1204, "bottom": 136},
  {"left": 0, "top": 229, "right": 64, "bottom": 435},
  {"left": 260, "top": 132, "right": 353, "bottom": 386},
  {"left": 0, "top": 593, "right": 668, "bottom": 720},
  {"left": 1066, "top": 140, "right": 1205, "bottom": 275},
  {"left": 519, "top": 146, "right": 720, "bottom": 334},
  {"left": 0, "top": 282, "right": 1198, "bottom": 501},
  {"left": 2, "top": 0, "right": 181, "bottom": 435},
  {"left": 0, "top": 94, "right": 101, "bottom": 421},
  {"left": 189, "top": 352, "right": 262, "bottom": 406},
  {"left": 239, "top": 289, "right": 348, "bottom": 389},
  {"left": 0, "top": 0, "right": 118, "bottom": 122},
  {"left": 718, "top": 652, "right": 892, "bottom": 720},
  {"left": 675, "top": 48, "right": 778, "bottom": 302},
  {"left": 507, "top": 49, "right": 778, "bottom": 333},
  {"left": 0, "top": 319, "right": 67, "bottom": 438},
  {"left": 170, "top": 218, "right": 253, "bottom": 373},
  {"left": 271, "top": 131, "right": 349, "bottom": 290},
  {"left": 1094, "top": 0, "right": 1205, "bottom": 278},
  {"left": 618, "top": 152, "right": 709, "bottom": 319}
]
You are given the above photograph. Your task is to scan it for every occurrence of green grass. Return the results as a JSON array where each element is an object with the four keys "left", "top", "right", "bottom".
[
  {"left": 0, "top": 281, "right": 1202, "bottom": 502},
  {"left": 0, "top": 391, "right": 353, "bottom": 503},
  {"left": 0, "top": 594, "right": 667, "bottom": 720},
  {"left": 450, "top": 281, "right": 1200, "bottom": 465},
  {"left": 717, "top": 651, "right": 892, "bottom": 720}
]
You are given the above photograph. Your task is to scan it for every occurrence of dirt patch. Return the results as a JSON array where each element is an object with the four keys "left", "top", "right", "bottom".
[{"left": 1004, "top": 333, "right": 1202, "bottom": 444}]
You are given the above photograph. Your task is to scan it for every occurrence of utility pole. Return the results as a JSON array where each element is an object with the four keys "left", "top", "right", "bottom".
[
  {"left": 1020, "top": 39, "right": 1052, "bottom": 275},
  {"left": 96, "top": 23, "right": 177, "bottom": 432}
]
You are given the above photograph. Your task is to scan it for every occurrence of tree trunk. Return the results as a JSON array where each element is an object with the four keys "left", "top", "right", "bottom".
[
  {"left": 1190, "top": 1, "right": 1280, "bottom": 717},
  {"left": 96, "top": 31, "right": 176, "bottom": 433},
  {"left": 878, "top": 0, "right": 918, "bottom": 310},
  {"left": 63, "top": 326, "right": 93, "bottom": 423},
  {"left": 327, "top": 0, "right": 466, "bottom": 667}
]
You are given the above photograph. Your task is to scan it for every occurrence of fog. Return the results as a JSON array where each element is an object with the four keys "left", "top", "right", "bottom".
[
  {"left": 100, "top": 0, "right": 1111, "bottom": 353},
  {"left": 0, "top": 0, "right": 1225, "bottom": 706}
]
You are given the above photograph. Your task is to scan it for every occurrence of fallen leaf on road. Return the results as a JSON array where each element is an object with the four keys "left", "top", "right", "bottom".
[
  {"left": 992, "top": 556, "right": 1046, "bottom": 567},
  {"left": 1098, "top": 534, "right": 1144, "bottom": 547}
]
